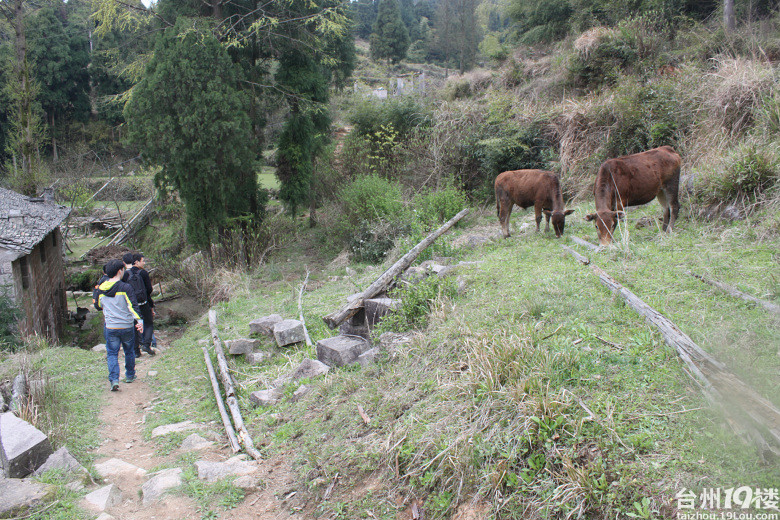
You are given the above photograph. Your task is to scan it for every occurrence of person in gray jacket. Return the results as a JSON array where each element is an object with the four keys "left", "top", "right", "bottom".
[{"left": 94, "top": 259, "right": 143, "bottom": 391}]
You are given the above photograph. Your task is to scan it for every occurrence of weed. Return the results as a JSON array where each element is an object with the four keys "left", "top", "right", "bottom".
[{"left": 377, "top": 276, "right": 458, "bottom": 332}]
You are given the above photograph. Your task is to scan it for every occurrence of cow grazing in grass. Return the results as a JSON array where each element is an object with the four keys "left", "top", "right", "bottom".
[
  {"left": 585, "top": 145, "right": 681, "bottom": 246},
  {"left": 495, "top": 169, "right": 574, "bottom": 238}
]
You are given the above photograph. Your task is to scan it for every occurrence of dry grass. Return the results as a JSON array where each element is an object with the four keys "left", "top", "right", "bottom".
[
  {"left": 574, "top": 27, "right": 615, "bottom": 57},
  {"left": 705, "top": 56, "right": 777, "bottom": 136}
]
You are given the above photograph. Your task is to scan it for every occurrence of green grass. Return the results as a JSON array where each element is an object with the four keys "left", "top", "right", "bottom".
[
  {"left": 65, "top": 236, "right": 104, "bottom": 259},
  {"left": 258, "top": 170, "right": 279, "bottom": 190}
]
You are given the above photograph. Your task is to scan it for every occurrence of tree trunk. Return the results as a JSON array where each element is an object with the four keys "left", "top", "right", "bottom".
[
  {"left": 51, "top": 112, "right": 58, "bottom": 162},
  {"left": 724, "top": 0, "right": 735, "bottom": 32}
]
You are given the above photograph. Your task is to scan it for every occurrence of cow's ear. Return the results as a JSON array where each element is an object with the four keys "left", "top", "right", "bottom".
[
  {"left": 543, "top": 209, "right": 552, "bottom": 216},
  {"left": 564, "top": 209, "right": 575, "bottom": 216},
  {"left": 616, "top": 211, "right": 627, "bottom": 221},
  {"left": 585, "top": 213, "right": 597, "bottom": 221}
]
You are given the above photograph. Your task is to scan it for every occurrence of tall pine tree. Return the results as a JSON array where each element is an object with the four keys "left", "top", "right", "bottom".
[{"left": 370, "top": 0, "right": 410, "bottom": 64}]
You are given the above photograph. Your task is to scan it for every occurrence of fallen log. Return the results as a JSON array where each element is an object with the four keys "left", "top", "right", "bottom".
[
  {"left": 561, "top": 245, "right": 589, "bottom": 265},
  {"left": 688, "top": 271, "right": 780, "bottom": 316},
  {"left": 202, "top": 346, "right": 241, "bottom": 453},
  {"left": 323, "top": 208, "right": 469, "bottom": 329},
  {"left": 208, "top": 310, "right": 262, "bottom": 460},
  {"left": 571, "top": 236, "right": 600, "bottom": 251},
  {"left": 562, "top": 246, "right": 780, "bottom": 457}
]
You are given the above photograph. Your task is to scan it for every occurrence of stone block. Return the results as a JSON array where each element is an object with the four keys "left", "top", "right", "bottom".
[
  {"left": 249, "top": 314, "right": 283, "bottom": 337},
  {"left": 249, "top": 389, "right": 282, "bottom": 407},
  {"left": 82, "top": 484, "right": 122, "bottom": 512},
  {"left": 225, "top": 338, "right": 261, "bottom": 355},
  {"left": 357, "top": 347, "right": 380, "bottom": 367},
  {"left": 142, "top": 468, "right": 183, "bottom": 506},
  {"left": 151, "top": 420, "right": 199, "bottom": 438},
  {"left": 0, "top": 412, "right": 53, "bottom": 478},
  {"left": 245, "top": 352, "right": 271, "bottom": 365},
  {"left": 399, "top": 266, "right": 428, "bottom": 284},
  {"left": 291, "top": 385, "right": 311, "bottom": 402},
  {"left": 364, "top": 297, "right": 400, "bottom": 327},
  {"left": 273, "top": 319, "right": 305, "bottom": 347},
  {"left": 92, "top": 343, "right": 106, "bottom": 353},
  {"left": 34, "top": 447, "right": 85, "bottom": 477},
  {"left": 232, "top": 475, "right": 261, "bottom": 490},
  {"left": 338, "top": 321, "right": 370, "bottom": 340},
  {"left": 0, "top": 477, "right": 53, "bottom": 517},
  {"left": 195, "top": 456, "right": 257, "bottom": 483},
  {"left": 347, "top": 307, "right": 366, "bottom": 326},
  {"left": 316, "top": 336, "right": 369, "bottom": 367},
  {"left": 273, "top": 358, "right": 329, "bottom": 387},
  {"left": 180, "top": 434, "right": 213, "bottom": 452}
]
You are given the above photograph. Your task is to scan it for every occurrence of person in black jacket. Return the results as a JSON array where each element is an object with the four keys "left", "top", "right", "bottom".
[
  {"left": 121, "top": 252, "right": 143, "bottom": 357},
  {"left": 127, "top": 253, "right": 156, "bottom": 356}
]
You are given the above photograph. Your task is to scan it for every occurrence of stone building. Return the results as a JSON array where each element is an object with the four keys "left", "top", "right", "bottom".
[{"left": 0, "top": 187, "right": 70, "bottom": 339}]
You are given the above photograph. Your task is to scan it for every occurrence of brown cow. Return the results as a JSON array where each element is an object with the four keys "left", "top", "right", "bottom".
[
  {"left": 585, "top": 145, "right": 681, "bottom": 246},
  {"left": 495, "top": 169, "right": 574, "bottom": 238}
]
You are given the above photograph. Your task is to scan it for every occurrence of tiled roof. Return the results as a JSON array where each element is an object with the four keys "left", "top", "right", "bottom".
[{"left": 0, "top": 187, "right": 70, "bottom": 255}]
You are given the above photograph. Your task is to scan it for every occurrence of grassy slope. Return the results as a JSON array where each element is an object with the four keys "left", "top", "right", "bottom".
[{"left": 145, "top": 205, "right": 778, "bottom": 518}]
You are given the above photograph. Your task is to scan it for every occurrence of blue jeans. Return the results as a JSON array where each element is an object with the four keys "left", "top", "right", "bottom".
[{"left": 105, "top": 327, "right": 136, "bottom": 383}]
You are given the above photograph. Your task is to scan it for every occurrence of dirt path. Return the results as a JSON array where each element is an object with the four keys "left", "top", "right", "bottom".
[{"left": 91, "top": 333, "right": 307, "bottom": 520}]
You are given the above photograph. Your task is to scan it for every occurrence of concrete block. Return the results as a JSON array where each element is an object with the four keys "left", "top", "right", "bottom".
[
  {"left": 142, "top": 468, "right": 183, "bottom": 505},
  {"left": 0, "top": 477, "right": 53, "bottom": 517},
  {"left": 0, "top": 412, "right": 53, "bottom": 478},
  {"left": 195, "top": 456, "right": 257, "bottom": 483},
  {"left": 273, "top": 319, "right": 305, "bottom": 347},
  {"left": 224, "top": 338, "right": 261, "bottom": 355},
  {"left": 364, "top": 297, "right": 400, "bottom": 327},
  {"left": 249, "top": 389, "right": 282, "bottom": 407},
  {"left": 34, "top": 447, "right": 85, "bottom": 477},
  {"left": 249, "top": 314, "right": 283, "bottom": 337},
  {"left": 316, "top": 336, "right": 369, "bottom": 367}
]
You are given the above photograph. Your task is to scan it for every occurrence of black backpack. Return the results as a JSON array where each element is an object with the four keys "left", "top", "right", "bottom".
[{"left": 127, "top": 269, "right": 148, "bottom": 304}]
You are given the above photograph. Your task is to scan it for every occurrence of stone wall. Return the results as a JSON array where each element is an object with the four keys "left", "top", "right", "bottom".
[{"left": 10, "top": 228, "right": 67, "bottom": 340}]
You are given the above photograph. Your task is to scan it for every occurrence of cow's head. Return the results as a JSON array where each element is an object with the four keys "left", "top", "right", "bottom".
[
  {"left": 585, "top": 210, "right": 626, "bottom": 245},
  {"left": 544, "top": 209, "right": 576, "bottom": 237}
]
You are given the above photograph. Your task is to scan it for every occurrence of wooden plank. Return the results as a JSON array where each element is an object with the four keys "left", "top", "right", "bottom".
[
  {"left": 323, "top": 208, "right": 469, "bottom": 329},
  {"left": 208, "top": 310, "right": 262, "bottom": 460}
]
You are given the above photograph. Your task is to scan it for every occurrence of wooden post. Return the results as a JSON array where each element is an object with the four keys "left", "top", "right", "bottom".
[
  {"left": 323, "top": 208, "right": 469, "bottom": 329},
  {"left": 208, "top": 310, "right": 262, "bottom": 460},
  {"left": 298, "top": 269, "right": 312, "bottom": 347}
]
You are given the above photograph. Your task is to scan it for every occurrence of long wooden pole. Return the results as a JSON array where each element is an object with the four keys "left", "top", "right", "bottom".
[
  {"left": 208, "top": 310, "right": 262, "bottom": 460},
  {"left": 298, "top": 269, "right": 312, "bottom": 347},
  {"left": 202, "top": 346, "right": 240, "bottom": 453},
  {"left": 323, "top": 208, "right": 469, "bottom": 329},
  {"left": 570, "top": 236, "right": 600, "bottom": 251},
  {"left": 689, "top": 272, "right": 780, "bottom": 316}
]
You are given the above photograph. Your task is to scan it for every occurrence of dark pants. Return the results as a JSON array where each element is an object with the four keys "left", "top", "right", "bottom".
[{"left": 136, "top": 303, "right": 154, "bottom": 349}]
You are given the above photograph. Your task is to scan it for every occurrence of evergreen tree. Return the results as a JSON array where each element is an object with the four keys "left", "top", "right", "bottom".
[
  {"left": 351, "top": 0, "right": 378, "bottom": 39},
  {"left": 432, "top": 0, "right": 479, "bottom": 72},
  {"left": 370, "top": 0, "right": 410, "bottom": 64},
  {"left": 124, "top": 24, "right": 263, "bottom": 251}
]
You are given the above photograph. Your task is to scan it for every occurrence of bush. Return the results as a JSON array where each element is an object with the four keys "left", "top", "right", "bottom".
[
  {"left": 377, "top": 276, "right": 458, "bottom": 332},
  {"left": 0, "top": 287, "right": 20, "bottom": 350},
  {"left": 412, "top": 185, "right": 468, "bottom": 230},
  {"left": 702, "top": 142, "right": 780, "bottom": 203},
  {"left": 348, "top": 96, "right": 432, "bottom": 140},
  {"left": 337, "top": 174, "right": 409, "bottom": 231},
  {"left": 349, "top": 220, "right": 399, "bottom": 263},
  {"left": 568, "top": 27, "right": 638, "bottom": 90}
]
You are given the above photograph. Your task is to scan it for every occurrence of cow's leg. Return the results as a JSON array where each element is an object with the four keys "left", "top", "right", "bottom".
[
  {"left": 535, "top": 204, "right": 543, "bottom": 232},
  {"left": 665, "top": 176, "right": 680, "bottom": 231},
  {"left": 544, "top": 209, "right": 551, "bottom": 232},
  {"left": 657, "top": 190, "right": 670, "bottom": 230},
  {"left": 498, "top": 199, "right": 514, "bottom": 238}
]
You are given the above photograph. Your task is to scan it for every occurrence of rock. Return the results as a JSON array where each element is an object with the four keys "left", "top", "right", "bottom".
[
  {"left": 316, "top": 336, "right": 369, "bottom": 367},
  {"left": 0, "top": 476, "right": 53, "bottom": 517},
  {"left": 232, "top": 475, "right": 261, "bottom": 490},
  {"left": 95, "top": 514, "right": 116, "bottom": 520},
  {"left": 249, "top": 314, "right": 283, "bottom": 337},
  {"left": 195, "top": 456, "right": 257, "bottom": 483},
  {"left": 92, "top": 343, "right": 106, "bottom": 352},
  {"left": 399, "top": 266, "right": 428, "bottom": 284},
  {"left": 147, "top": 370, "right": 158, "bottom": 377},
  {"left": 357, "top": 348, "right": 380, "bottom": 367},
  {"left": 66, "top": 480, "right": 84, "bottom": 492},
  {"left": 722, "top": 204, "right": 745, "bottom": 221},
  {"left": 272, "top": 358, "right": 329, "bottom": 387},
  {"left": 82, "top": 484, "right": 122, "bottom": 512},
  {"left": 249, "top": 389, "right": 282, "bottom": 407},
  {"left": 180, "top": 434, "right": 214, "bottom": 452},
  {"left": 93, "top": 458, "right": 147, "bottom": 479},
  {"left": 151, "top": 420, "right": 199, "bottom": 438},
  {"left": 0, "top": 412, "right": 53, "bottom": 478},
  {"left": 225, "top": 338, "right": 261, "bottom": 355},
  {"left": 364, "top": 297, "right": 400, "bottom": 327},
  {"left": 245, "top": 352, "right": 271, "bottom": 365},
  {"left": 273, "top": 319, "right": 305, "bottom": 347},
  {"left": 291, "top": 385, "right": 311, "bottom": 401},
  {"left": 338, "top": 321, "right": 370, "bottom": 340},
  {"left": 456, "top": 234, "right": 493, "bottom": 249},
  {"left": 33, "top": 447, "right": 85, "bottom": 477},
  {"left": 142, "top": 468, "right": 183, "bottom": 506}
]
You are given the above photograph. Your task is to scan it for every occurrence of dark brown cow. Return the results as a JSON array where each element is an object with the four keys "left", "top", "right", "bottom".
[
  {"left": 495, "top": 169, "right": 574, "bottom": 238},
  {"left": 585, "top": 145, "right": 681, "bottom": 246}
]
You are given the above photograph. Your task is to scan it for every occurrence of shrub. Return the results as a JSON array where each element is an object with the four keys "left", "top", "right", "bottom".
[
  {"left": 349, "top": 220, "right": 399, "bottom": 263},
  {"left": 377, "top": 276, "right": 458, "bottom": 332},
  {"left": 568, "top": 27, "right": 638, "bottom": 90},
  {"left": 702, "top": 142, "right": 779, "bottom": 204},
  {"left": 337, "top": 174, "right": 409, "bottom": 231},
  {"left": 348, "top": 96, "right": 432, "bottom": 140},
  {"left": 0, "top": 287, "right": 20, "bottom": 350},
  {"left": 412, "top": 185, "right": 468, "bottom": 230}
]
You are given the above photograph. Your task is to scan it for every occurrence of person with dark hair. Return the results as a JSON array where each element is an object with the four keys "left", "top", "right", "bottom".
[
  {"left": 127, "top": 252, "right": 156, "bottom": 355},
  {"left": 121, "top": 251, "right": 142, "bottom": 357},
  {"left": 94, "top": 259, "right": 143, "bottom": 391}
]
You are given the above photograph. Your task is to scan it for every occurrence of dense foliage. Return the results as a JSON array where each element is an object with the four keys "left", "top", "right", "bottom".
[{"left": 370, "top": 0, "right": 411, "bottom": 64}]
